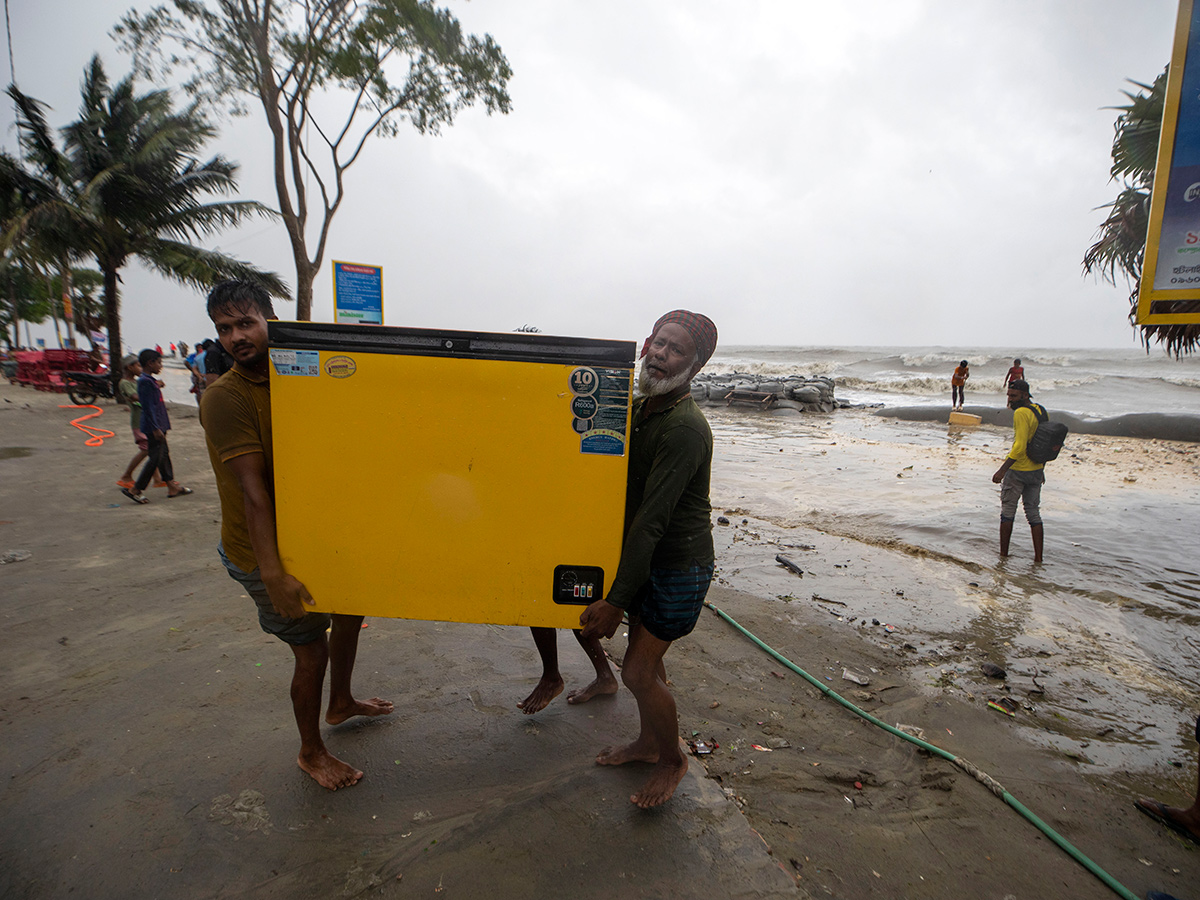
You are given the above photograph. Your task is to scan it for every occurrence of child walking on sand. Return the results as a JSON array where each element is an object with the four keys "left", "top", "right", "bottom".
[
  {"left": 120, "top": 349, "right": 194, "bottom": 504},
  {"left": 115, "top": 355, "right": 165, "bottom": 491}
]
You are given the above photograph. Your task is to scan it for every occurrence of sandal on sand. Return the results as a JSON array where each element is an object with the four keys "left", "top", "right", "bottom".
[
  {"left": 1134, "top": 799, "right": 1200, "bottom": 846},
  {"left": 116, "top": 479, "right": 134, "bottom": 489},
  {"left": 121, "top": 487, "right": 149, "bottom": 505},
  {"left": 167, "top": 487, "right": 194, "bottom": 498}
]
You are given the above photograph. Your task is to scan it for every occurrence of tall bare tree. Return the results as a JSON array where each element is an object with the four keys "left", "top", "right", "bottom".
[{"left": 116, "top": 0, "right": 512, "bottom": 320}]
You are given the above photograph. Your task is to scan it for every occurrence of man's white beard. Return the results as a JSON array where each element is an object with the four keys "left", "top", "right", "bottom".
[{"left": 635, "top": 358, "right": 692, "bottom": 398}]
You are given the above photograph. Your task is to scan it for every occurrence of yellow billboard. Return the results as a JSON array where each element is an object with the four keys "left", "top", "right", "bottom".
[{"left": 1138, "top": 0, "right": 1200, "bottom": 324}]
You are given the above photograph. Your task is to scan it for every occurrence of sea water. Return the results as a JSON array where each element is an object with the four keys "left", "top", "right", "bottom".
[
  {"left": 704, "top": 346, "right": 1200, "bottom": 770},
  {"left": 713, "top": 345, "right": 1200, "bottom": 420}
]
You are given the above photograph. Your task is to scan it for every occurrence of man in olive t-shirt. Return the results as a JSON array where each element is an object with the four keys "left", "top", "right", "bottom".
[
  {"left": 577, "top": 309, "right": 717, "bottom": 810},
  {"left": 200, "top": 280, "right": 392, "bottom": 791}
]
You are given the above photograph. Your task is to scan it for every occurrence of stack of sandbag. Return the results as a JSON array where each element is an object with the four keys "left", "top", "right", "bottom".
[{"left": 688, "top": 373, "right": 840, "bottom": 413}]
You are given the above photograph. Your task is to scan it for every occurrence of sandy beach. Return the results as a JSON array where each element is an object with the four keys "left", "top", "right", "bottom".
[{"left": 2, "top": 369, "right": 1197, "bottom": 900}]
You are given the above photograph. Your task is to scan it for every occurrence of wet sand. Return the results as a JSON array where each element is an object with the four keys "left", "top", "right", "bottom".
[
  {"left": 1, "top": 372, "right": 1197, "bottom": 900},
  {"left": 706, "top": 401, "right": 1200, "bottom": 774}
]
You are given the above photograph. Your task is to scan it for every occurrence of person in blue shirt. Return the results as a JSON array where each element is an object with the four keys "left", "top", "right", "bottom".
[
  {"left": 120, "top": 348, "right": 194, "bottom": 504},
  {"left": 186, "top": 341, "right": 208, "bottom": 404}
]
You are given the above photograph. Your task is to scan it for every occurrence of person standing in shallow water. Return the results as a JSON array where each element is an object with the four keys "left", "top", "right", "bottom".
[
  {"left": 579, "top": 309, "right": 717, "bottom": 809},
  {"left": 200, "top": 280, "right": 393, "bottom": 790},
  {"left": 951, "top": 360, "right": 969, "bottom": 411},
  {"left": 992, "top": 378, "right": 1045, "bottom": 562},
  {"left": 1003, "top": 357, "right": 1024, "bottom": 390}
]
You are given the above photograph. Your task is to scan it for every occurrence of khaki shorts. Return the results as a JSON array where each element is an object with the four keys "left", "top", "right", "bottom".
[
  {"left": 218, "top": 543, "right": 330, "bottom": 646},
  {"left": 1000, "top": 469, "right": 1044, "bottom": 525}
]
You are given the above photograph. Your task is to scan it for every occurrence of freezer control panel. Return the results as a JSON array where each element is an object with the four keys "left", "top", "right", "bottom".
[{"left": 553, "top": 565, "right": 605, "bottom": 605}]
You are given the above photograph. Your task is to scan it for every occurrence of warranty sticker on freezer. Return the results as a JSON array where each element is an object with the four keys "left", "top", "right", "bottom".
[
  {"left": 269, "top": 349, "right": 320, "bottom": 377},
  {"left": 324, "top": 356, "right": 357, "bottom": 378},
  {"left": 570, "top": 366, "right": 630, "bottom": 456}
]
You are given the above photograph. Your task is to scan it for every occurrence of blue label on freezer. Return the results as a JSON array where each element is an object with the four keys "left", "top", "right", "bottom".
[
  {"left": 270, "top": 349, "right": 321, "bottom": 377},
  {"left": 581, "top": 432, "right": 625, "bottom": 456},
  {"left": 578, "top": 367, "right": 630, "bottom": 457}
]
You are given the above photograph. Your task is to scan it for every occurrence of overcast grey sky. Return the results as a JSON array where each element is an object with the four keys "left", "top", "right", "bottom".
[{"left": 2, "top": 0, "right": 1183, "bottom": 351}]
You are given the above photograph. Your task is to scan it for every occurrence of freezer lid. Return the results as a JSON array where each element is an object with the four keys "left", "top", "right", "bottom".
[{"left": 269, "top": 321, "right": 636, "bottom": 368}]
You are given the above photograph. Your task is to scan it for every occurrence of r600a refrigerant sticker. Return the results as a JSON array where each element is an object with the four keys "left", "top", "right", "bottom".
[{"left": 571, "top": 366, "right": 630, "bottom": 457}]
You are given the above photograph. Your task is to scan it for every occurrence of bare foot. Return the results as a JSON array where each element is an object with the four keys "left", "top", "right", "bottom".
[
  {"left": 325, "top": 696, "right": 395, "bottom": 725},
  {"left": 517, "top": 675, "right": 563, "bottom": 714},
  {"left": 1136, "top": 797, "right": 1200, "bottom": 842},
  {"left": 567, "top": 674, "right": 619, "bottom": 704},
  {"left": 631, "top": 757, "right": 689, "bottom": 809},
  {"left": 297, "top": 748, "right": 363, "bottom": 790},
  {"left": 596, "top": 740, "right": 658, "bottom": 766}
]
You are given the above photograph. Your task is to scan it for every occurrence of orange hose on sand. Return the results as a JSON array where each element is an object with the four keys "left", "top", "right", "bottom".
[{"left": 59, "top": 405, "right": 116, "bottom": 447}]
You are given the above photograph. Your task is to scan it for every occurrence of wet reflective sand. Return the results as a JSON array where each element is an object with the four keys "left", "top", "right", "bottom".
[{"left": 707, "top": 404, "right": 1200, "bottom": 771}]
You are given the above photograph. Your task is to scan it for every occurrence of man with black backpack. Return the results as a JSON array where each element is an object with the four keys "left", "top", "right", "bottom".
[{"left": 991, "top": 379, "right": 1046, "bottom": 562}]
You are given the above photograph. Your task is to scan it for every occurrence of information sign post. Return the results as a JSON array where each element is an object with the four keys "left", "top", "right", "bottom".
[{"left": 332, "top": 261, "right": 383, "bottom": 325}]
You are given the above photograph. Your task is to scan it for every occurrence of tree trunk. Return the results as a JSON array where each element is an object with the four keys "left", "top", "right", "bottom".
[
  {"left": 8, "top": 275, "right": 18, "bottom": 349},
  {"left": 47, "top": 273, "right": 63, "bottom": 348},
  {"left": 247, "top": 11, "right": 320, "bottom": 323},
  {"left": 103, "top": 265, "right": 122, "bottom": 391},
  {"left": 295, "top": 256, "right": 314, "bottom": 321},
  {"left": 60, "top": 260, "right": 76, "bottom": 348}
]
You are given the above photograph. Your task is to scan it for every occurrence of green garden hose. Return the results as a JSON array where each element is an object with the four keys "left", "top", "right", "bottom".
[{"left": 703, "top": 599, "right": 1139, "bottom": 900}]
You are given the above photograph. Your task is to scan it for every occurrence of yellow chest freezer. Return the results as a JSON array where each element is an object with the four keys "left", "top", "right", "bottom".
[{"left": 267, "top": 321, "right": 634, "bottom": 628}]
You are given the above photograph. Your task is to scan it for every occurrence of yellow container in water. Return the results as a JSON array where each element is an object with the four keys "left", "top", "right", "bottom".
[{"left": 268, "top": 322, "right": 635, "bottom": 629}]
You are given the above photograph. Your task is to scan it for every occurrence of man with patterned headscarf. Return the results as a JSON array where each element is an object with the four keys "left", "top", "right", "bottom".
[{"left": 577, "top": 309, "right": 718, "bottom": 809}]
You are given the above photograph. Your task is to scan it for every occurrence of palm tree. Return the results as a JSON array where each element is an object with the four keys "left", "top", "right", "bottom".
[
  {"left": 0, "top": 168, "right": 57, "bottom": 348},
  {"left": 0, "top": 56, "right": 287, "bottom": 382},
  {"left": 0, "top": 261, "right": 51, "bottom": 348},
  {"left": 1084, "top": 68, "right": 1199, "bottom": 356},
  {"left": 58, "top": 268, "right": 104, "bottom": 344}
]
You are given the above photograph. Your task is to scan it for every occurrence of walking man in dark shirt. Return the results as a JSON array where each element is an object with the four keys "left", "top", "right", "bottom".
[{"left": 579, "top": 309, "right": 717, "bottom": 808}]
